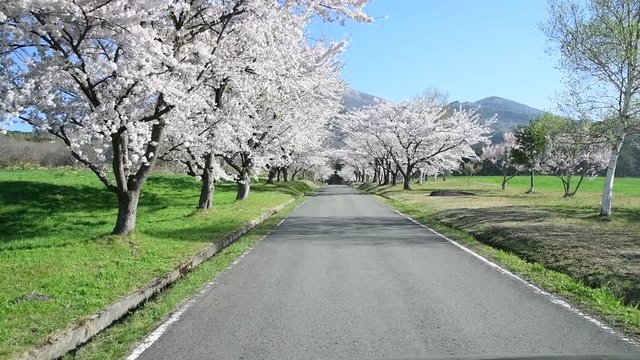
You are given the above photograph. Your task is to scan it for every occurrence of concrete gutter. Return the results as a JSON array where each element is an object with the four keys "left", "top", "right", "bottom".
[{"left": 20, "top": 196, "right": 299, "bottom": 360}]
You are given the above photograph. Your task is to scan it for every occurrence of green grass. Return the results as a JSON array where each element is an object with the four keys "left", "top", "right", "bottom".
[
  {"left": 471, "top": 174, "right": 640, "bottom": 196},
  {"left": 0, "top": 169, "right": 316, "bottom": 358},
  {"left": 360, "top": 175, "right": 640, "bottom": 336}
]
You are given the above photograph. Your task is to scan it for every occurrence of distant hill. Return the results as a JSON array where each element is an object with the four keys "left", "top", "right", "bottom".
[
  {"left": 342, "top": 88, "right": 382, "bottom": 111},
  {"left": 448, "top": 96, "right": 544, "bottom": 133},
  {"left": 342, "top": 92, "right": 544, "bottom": 132}
]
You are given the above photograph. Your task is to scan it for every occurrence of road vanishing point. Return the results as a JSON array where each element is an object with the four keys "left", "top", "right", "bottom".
[{"left": 132, "top": 185, "right": 639, "bottom": 360}]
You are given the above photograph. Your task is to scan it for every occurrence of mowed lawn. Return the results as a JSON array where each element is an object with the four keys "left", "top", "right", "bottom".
[
  {"left": 364, "top": 175, "right": 640, "bottom": 305},
  {"left": 0, "top": 169, "right": 315, "bottom": 358}
]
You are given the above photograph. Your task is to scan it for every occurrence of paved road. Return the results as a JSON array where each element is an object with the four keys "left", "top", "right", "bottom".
[{"left": 134, "top": 185, "right": 639, "bottom": 359}]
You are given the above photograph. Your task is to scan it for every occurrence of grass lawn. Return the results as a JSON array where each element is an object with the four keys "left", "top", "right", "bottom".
[
  {"left": 0, "top": 169, "right": 316, "bottom": 358},
  {"left": 361, "top": 175, "right": 640, "bottom": 334}
]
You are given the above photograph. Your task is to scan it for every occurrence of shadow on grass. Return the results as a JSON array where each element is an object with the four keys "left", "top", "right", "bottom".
[
  {"left": 432, "top": 205, "right": 640, "bottom": 304},
  {"left": 0, "top": 182, "right": 115, "bottom": 246},
  {"left": 434, "top": 206, "right": 550, "bottom": 229},
  {"left": 365, "top": 184, "right": 497, "bottom": 199},
  {"left": 539, "top": 202, "right": 640, "bottom": 223},
  {"left": 142, "top": 221, "right": 242, "bottom": 243},
  {"left": 0, "top": 180, "right": 165, "bottom": 247},
  {"left": 249, "top": 180, "right": 315, "bottom": 197}
]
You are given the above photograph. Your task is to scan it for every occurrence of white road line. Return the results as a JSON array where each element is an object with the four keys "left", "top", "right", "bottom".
[
  {"left": 127, "top": 200, "right": 306, "bottom": 359},
  {"left": 127, "top": 248, "right": 253, "bottom": 360},
  {"left": 393, "top": 209, "right": 640, "bottom": 348}
]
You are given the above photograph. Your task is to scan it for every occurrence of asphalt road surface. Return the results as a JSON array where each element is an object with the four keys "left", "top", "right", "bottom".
[{"left": 134, "top": 185, "right": 639, "bottom": 360}]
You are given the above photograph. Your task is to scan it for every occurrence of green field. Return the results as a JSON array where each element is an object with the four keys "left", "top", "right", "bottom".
[
  {"left": 361, "top": 175, "right": 640, "bottom": 334},
  {"left": 0, "top": 169, "right": 316, "bottom": 358}
]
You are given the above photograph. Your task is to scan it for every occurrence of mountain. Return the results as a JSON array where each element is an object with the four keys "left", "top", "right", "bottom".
[
  {"left": 448, "top": 96, "right": 544, "bottom": 133},
  {"left": 342, "top": 88, "right": 382, "bottom": 110}
]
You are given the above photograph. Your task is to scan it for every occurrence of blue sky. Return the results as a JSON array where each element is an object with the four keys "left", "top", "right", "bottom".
[{"left": 310, "top": 0, "right": 563, "bottom": 111}]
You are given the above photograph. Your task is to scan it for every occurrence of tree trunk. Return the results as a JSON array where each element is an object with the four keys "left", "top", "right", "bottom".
[
  {"left": 391, "top": 169, "right": 398, "bottom": 186},
  {"left": 563, "top": 175, "right": 572, "bottom": 198},
  {"left": 110, "top": 119, "right": 165, "bottom": 235},
  {"left": 267, "top": 167, "right": 277, "bottom": 184},
  {"left": 419, "top": 169, "right": 424, "bottom": 185},
  {"left": 236, "top": 173, "right": 251, "bottom": 201},
  {"left": 292, "top": 169, "right": 301, "bottom": 181},
  {"left": 527, "top": 170, "right": 535, "bottom": 193},
  {"left": 113, "top": 189, "right": 141, "bottom": 235},
  {"left": 276, "top": 168, "right": 282, "bottom": 182},
  {"left": 382, "top": 167, "right": 390, "bottom": 185},
  {"left": 600, "top": 135, "right": 626, "bottom": 217},
  {"left": 198, "top": 154, "right": 214, "bottom": 210},
  {"left": 281, "top": 167, "right": 289, "bottom": 182},
  {"left": 501, "top": 178, "right": 507, "bottom": 190},
  {"left": 403, "top": 164, "right": 413, "bottom": 190}
]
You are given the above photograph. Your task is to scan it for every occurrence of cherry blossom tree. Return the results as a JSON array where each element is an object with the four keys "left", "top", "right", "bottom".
[
  {"left": 161, "top": 0, "right": 367, "bottom": 203},
  {"left": 0, "top": 0, "right": 239, "bottom": 234},
  {"left": 159, "top": 2, "right": 302, "bottom": 208},
  {"left": 541, "top": 120, "right": 609, "bottom": 197},
  {"left": 215, "top": 36, "right": 344, "bottom": 199},
  {"left": 341, "top": 93, "right": 492, "bottom": 190},
  {"left": 482, "top": 132, "right": 522, "bottom": 190}
]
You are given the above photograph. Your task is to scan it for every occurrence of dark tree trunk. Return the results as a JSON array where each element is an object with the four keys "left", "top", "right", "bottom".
[
  {"left": 292, "top": 169, "right": 301, "bottom": 180},
  {"left": 110, "top": 118, "right": 165, "bottom": 235},
  {"left": 403, "top": 164, "right": 414, "bottom": 190},
  {"left": 113, "top": 189, "right": 141, "bottom": 235},
  {"left": 236, "top": 172, "right": 251, "bottom": 200},
  {"left": 391, "top": 169, "right": 398, "bottom": 186},
  {"left": 277, "top": 168, "right": 282, "bottom": 182},
  {"left": 382, "top": 170, "right": 389, "bottom": 185},
  {"left": 281, "top": 167, "right": 289, "bottom": 181},
  {"left": 267, "top": 167, "right": 277, "bottom": 184},
  {"left": 373, "top": 166, "right": 379, "bottom": 184},
  {"left": 198, "top": 154, "right": 215, "bottom": 210}
]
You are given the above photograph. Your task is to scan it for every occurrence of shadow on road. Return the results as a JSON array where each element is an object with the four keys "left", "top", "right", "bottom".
[{"left": 266, "top": 215, "right": 449, "bottom": 248}]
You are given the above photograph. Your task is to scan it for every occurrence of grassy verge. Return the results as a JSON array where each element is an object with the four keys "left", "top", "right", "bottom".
[
  {"left": 359, "top": 178, "right": 640, "bottom": 337},
  {"left": 0, "top": 169, "right": 316, "bottom": 358},
  {"left": 63, "top": 197, "right": 305, "bottom": 360}
]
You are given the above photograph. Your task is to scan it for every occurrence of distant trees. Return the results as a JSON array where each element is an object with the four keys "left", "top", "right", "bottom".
[
  {"left": 511, "top": 115, "right": 552, "bottom": 193},
  {"left": 481, "top": 132, "right": 521, "bottom": 190},
  {"left": 541, "top": 120, "right": 609, "bottom": 197},
  {"left": 340, "top": 92, "right": 492, "bottom": 190},
  {"left": 484, "top": 113, "right": 609, "bottom": 197},
  {"left": 544, "top": 0, "right": 640, "bottom": 216},
  {"left": 0, "top": 133, "right": 75, "bottom": 168}
]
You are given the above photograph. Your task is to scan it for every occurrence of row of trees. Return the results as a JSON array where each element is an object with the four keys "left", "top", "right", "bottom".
[
  {"left": 337, "top": 91, "right": 493, "bottom": 190},
  {"left": 0, "top": 0, "right": 371, "bottom": 234},
  {"left": 482, "top": 113, "right": 610, "bottom": 197},
  {"left": 337, "top": 100, "right": 610, "bottom": 199}
]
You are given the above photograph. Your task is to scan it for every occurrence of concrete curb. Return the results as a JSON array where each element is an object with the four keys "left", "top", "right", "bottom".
[{"left": 20, "top": 196, "right": 300, "bottom": 360}]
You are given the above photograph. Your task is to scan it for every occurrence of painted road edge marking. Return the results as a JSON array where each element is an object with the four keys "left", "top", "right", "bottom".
[
  {"left": 126, "top": 199, "right": 307, "bottom": 359},
  {"left": 392, "top": 209, "right": 640, "bottom": 348}
]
